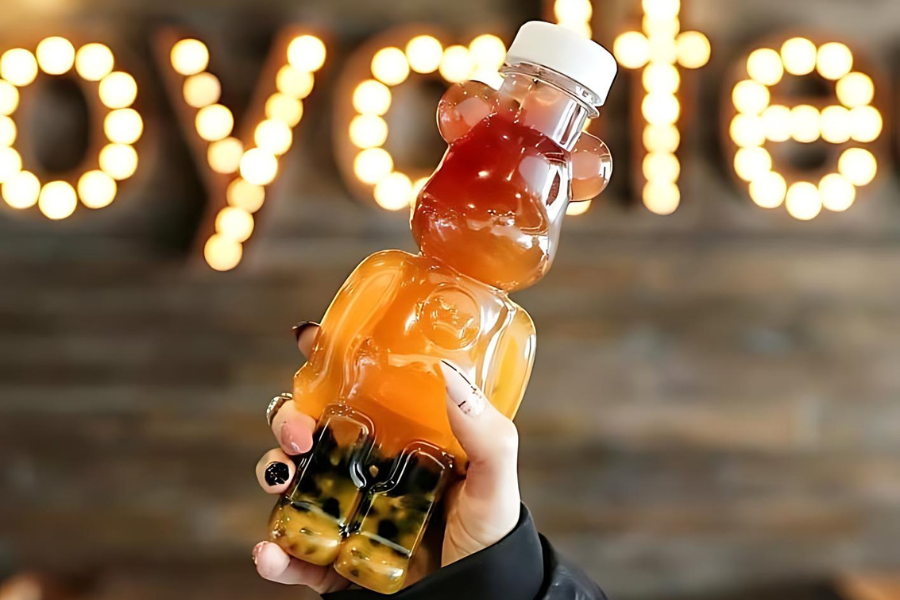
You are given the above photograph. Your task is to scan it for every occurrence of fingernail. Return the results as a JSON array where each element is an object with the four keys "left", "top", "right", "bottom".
[
  {"left": 264, "top": 462, "right": 290, "bottom": 486},
  {"left": 280, "top": 421, "right": 305, "bottom": 454},
  {"left": 292, "top": 321, "right": 317, "bottom": 342},
  {"left": 439, "top": 360, "right": 485, "bottom": 417},
  {"left": 252, "top": 541, "right": 267, "bottom": 564}
]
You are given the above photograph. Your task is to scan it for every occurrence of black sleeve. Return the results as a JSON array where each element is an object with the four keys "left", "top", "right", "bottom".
[{"left": 325, "top": 506, "right": 607, "bottom": 600}]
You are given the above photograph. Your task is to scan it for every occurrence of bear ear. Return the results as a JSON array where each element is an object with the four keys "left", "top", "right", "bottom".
[
  {"left": 570, "top": 133, "right": 612, "bottom": 201},
  {"left": 437, "top": 81, "right": 498, "bottom": 143}
]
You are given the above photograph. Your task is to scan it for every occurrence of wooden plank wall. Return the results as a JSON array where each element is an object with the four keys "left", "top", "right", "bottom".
[{"left": 1, "top": 0, "right": 900, "bottom": 598}]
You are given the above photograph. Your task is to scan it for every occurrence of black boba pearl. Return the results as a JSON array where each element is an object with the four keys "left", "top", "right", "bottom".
[
  {"left": 264, "top": 462, "right": 290, "bottom": 486},
  {"left": 377, "top": 519, "right": 400, "bottom": 543}
]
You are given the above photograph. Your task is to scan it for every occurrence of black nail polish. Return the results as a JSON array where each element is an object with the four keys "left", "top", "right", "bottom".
[
  {"left": 264, "top": 462, "right": 290, "bottom": 486},
  {"left": 292, "top": 321, "right": 317, "bottom": 342}
]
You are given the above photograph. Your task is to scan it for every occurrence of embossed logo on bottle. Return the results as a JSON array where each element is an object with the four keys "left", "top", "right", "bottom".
[{"left": 417, "top": 284, "right": 481, "bottom": 350}]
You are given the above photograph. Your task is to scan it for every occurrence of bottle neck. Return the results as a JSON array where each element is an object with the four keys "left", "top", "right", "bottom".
[{"left": 498, "top": 64, "right": 599, "bottom": 151}]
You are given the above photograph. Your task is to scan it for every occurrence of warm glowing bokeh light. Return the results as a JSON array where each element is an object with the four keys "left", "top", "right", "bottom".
[
  {"left": 38, "top": 181, "right": 77, "bottom": 220},
  {"left": 207, "top": 137, "right": 244, "bottom": 174},
  {"left": 790, "top": 104, "right": 820, "bottom": 143},
  {"left": 0, "top": 49, "right": 38, "bottom": 87},
  {"left": 0, "top": 116, "right": 15, "bottom": 146},
  {"left": 748, "top": 171, "right": 787, "bottom": 208},
  {"left": 216, "top": 206, "right": 255, "bottom": 242},
  {"left": 170, "top": 39, "right": 210, "bottom": 76},
  {"left": 287, "top": 35, "right": 327, "bottom": 73},
  {"left": 439, "top": 45, "right": 474, "bottom": 83},
  {"left": 746, "top": 48, "right": 783, "bottom": 86},
  {"left": 780, "top": 37, "right": 816, "bottom": 76},
  {"left": 643, "top": 124, "right": 680, "bottom": 153},
  {"left": 204, "top": 233, "right": 243, "bottom": 272},
  {"left": 2, "top": 170, "right": 40, "bottom": 209},
  {"left": 195, "top": 103, "right": 234, "bottom": 141},
  {"left": 468, "top": 34, "right": 507, "bottom": 72},
  {"left": 353, "top": 148, "right": 393, "bottom": 185},
  {"left": 373, "top": 171, "right": 414, "bottom": 210},
  {"left": 818, "top": 173, "right": 855, "bottom": 212},
  {"left": 849, "top": 106, "right": 882, "bottom": 143},
  {"left": 371, "top": 47, "right": 410, "bottom": 86},
  {"left": 784, "top": 181, "right": 822, "bottom": 221},
  {"left": 183, "top": 72, "right": 221, "bottom": 108},
  {"left": 836, "top": 72, "right": 874, "bottom": 108},
  {"left": 819, "top": 105, "right": 851, "bottom": 144},
  {"left": 104, "top": 108, "right": 144, "bottom": 144},
  {"left": 838, "top": 148, "right": 877, "bottom": 186},
  {"left": 0, "top": 147, "right": 22, "bottom": 182},
  {"left": 0, "top": 81, "right": 19, "bottom": 116},
  {"left": 406, "top": 35, "right": 444, "bottom": 74},
  {"left": 98, "top": 71, "right": 138, "bottom": 109},
  {"left": 613, "top": 31, "right": 651, "bottom": 70},
  {"left": 642, "top": 93, "right": 680, "bottom": 125},
  {"left": 816, "top": 42, "right": 853, "bottom": 81},
  {"left": 276, "top": 65, "right": 315, "bottom": 99},
  {"left": 675, "top": 31, "right": 710, "bottom": 69},
  {"left": 733, "top": 147, "right": 772, "bottom": 182},
  {"left": 265, "top": 93, "right": 303, "bottom": 126},
  {"left": 643, "top": 181, "right": 680, "bottom": 215},
  {"left": 99, "top": 143, "right": 139, "bottom": 180},
  {"left": 349, "top": 114, "right": 388, "bottom": 149},
  {"left": 254, "top": 119, "right": 293, "bottom": 156},
  {"left": 240, "top": 148, "right": 279, "bottom": 186},
  {"left": 733, "top": 80, "right": 770, "bottom": 115},
  {"left": 643, "top": 152, "right": 680, "bottom": 183},
  {"left": 761, "top": 104, "right": 791, "bottom": 142},
  {"left": 77, "top": 170, "right": 117, "bottom": 209},
  {"left": 565, "top": 200, "right": 592, "bottom": 216},
  {"left": 36, "top": 37, "right": 75, "bottom": 75},
  {"left": 353, "top": 80, "right": 392, "bottom": 115},
  {"left": 75, "top": 43, "right": 114, "bottom": 81},
  {"left": 730, "top": 114, "right": 765, "bottom": 148},
  {"left": 227, "top": 178, "right": 265, "bottom": 213}
]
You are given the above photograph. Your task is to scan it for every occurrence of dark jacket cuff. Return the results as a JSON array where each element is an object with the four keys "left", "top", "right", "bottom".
[{"left": 325, "top": 505, "right": 544, "bottom": 600}]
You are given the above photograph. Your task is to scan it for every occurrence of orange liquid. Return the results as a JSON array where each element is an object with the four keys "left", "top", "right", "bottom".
[{"left": 270, "top": 112, "right": 579, "bottom": 594}]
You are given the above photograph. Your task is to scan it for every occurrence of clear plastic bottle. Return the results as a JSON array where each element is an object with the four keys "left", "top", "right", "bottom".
[{"left": 268, "top": 21, "right": 617, "bottom": 594}]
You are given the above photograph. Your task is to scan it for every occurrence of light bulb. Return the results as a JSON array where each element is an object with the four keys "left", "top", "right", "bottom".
[
  {"left": 780, "top": 37, "right": 816, "bottom": 76},
  {"left": 207, "top": 137, "right": 244, "bottom": 174},
  {"left": 77, "top": 170, "right": 117, "bottom": 209},
  {"left": 643, "top": 124, "right": 680, "bottom": 153},
  {"left": 642, "top": 63, "right": 679, "bottom": 94},
  {"left": 838, "top": 148, "right": 876, "bottom": 186},
  {"left": 374, "top": 171, "right": 413, "bottom": 210},
  {"left": 0, "top": 49, "right": 38, "bottom": 86},
  {"left": 0, "top": 147, "right": 22, "bottom": 182},
  {"left": 784, "top": 181, "right": 822, "bottom": 221},
  {"left": 748, "top": 171, "right": 786, "bottom": 208},
  {"left": 643, "top": 152, "right": 680, "bottom": 183},
  {"left": 406, "top": 35, "right": 443, "bottom": 74},
  {"left": 371, "top": 47, "right": 409, "bottom": 86},
  {"left": 0, "top": 81, "right": 19, "bottom": 116},
  {"left": 819, "top": 173, "right": 855, "bottom": 212},
  {"left": 349, "top": 114, "right": 388, "bottom": 149},
  {"left": 641, "top": 93, "right": 680, "bottom": 125},
  {"left": 227, "top": 178, "right": 265, "bottom": 213},
  {"left": 790, "top": 105, "right": 820, "bottom": 143},
  {"left": 254, "top": 119, "right": 293, "bottom": 156},
  {"left": 240, "top": 148, "right": 278, "bottom": 186},
  {"left": 732, "top": 80, "right": 770, "bottom": 115},
  {"left": 0, "top": 116, "right": 15, "bottom": 146},
  {"left": 734, "top": 147, "right": 772, "bottom": 182},
  {"left": 75, "top": 43, "right": 114, "bottom": 81},
  {"left": 353, "top": 80, "right": 392, "bottom": 115},
  {"left": 276, "top": 65, "right": 314, "bottom": 99},
  {"left": 468, "top": 34, "right": 506, "bottom": 72},
  {"left": 642, "top": 0, "right": 681, "bottom": 20},
  {"left": 643, "top": 181, "right": 680, "bottom": 215},
  {"left": 215, "top": 206, "right": 254, "bottom": 242},
  {"left": 170, "top": 39, "right": 209, "bottom": 76},
  {"left": 554, "top": 0, "right": 593, "bottom": 23},
  {"left": 729, "top": 114, "right": 765, "bottom": 147},
  {"left": 849, "top": 106, "right": 882, "bottom": 143},
  {"left": 439, "top": 45, "right": 474, "bottom": 83},
  {"left": 204, "top": 234, "right": 242, "bottom": 271},
  {"left": 98, "top": 72, "right": 138, "bottom": 109},
  {"left": 819, "top": 105, "right": 851, "bottom": 144},
  {"left": 675, "top": 31, "right": 710, "bottom": 69},
  {"left": 816, "top": 43, "right": 853, "bottom": 80},
  {"left": 265, "top": 93, "right": 304, "bottom": 126},
  {"left": 287, "top": 35, "right": 327, "bottom": 73},
  {"left": 353, "top": 148, "right": 393, "bottom": 184},
  {"left": 183, "top": 72, "right": 221, "bottom": 108},
  {"left": 761, "top": 104, "right": 791, "bottom": 142},
  {"left": 36, "top": 37, "right": 75, "bottom": 75},
  {"left": 836, "top": 72, "right": 874, "bottom": 108},
  {"left": 613, "top": 31, "right": 650, "bottom": 70},
  {"left": 99, "top": 143, "right": 138, "bottom": 180},
  {"left": 2, "top": 170, "right": 40, "bottom": 209},
  {"left": 38, "top": 181, "right": 77, "bottom": 220},
  {"left": 195, "top": 104, "right": 234, "bottom": 141},
  {"left": 104, "top": 108, "right": 143, "bottom": 144},
  {"left": 746, "top": 48, "right": 783, "bottom": 86}
]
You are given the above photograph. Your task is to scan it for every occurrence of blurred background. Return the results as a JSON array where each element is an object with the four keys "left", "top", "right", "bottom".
[{"left": 1, "top": 0, "right": 899, "bottom": 599}]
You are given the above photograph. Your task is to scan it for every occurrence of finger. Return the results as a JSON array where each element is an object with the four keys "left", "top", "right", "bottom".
[
  {"left": 255, "top": 448, "right": 296, "bottom": 495},
  {"left": 571, "top": 133, "right": 612, "bottom": 201},
  {"left": 253, "top": 541, "right": 349, "bottom": 593},
  {"left": 271, "top": 401, "right": 317, "bottom": 456},
  {"left": 292, "top": 321, "right": 320, "bottom": 357},
  {"left": 438, "top": 361, "right": 520, "bottom": 505}
]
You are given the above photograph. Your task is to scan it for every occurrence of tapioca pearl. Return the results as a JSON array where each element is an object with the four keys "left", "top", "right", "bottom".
[
  {"left": 377, "top": 519, "right": 400, "bottom": 543},
  {"left": 322, "top": 497, "right": 341, "bottom": 519}
]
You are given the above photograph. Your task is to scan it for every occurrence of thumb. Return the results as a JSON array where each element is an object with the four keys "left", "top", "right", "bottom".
[{"left": 438, "top": 360, "right": 521, "bottom": 506}]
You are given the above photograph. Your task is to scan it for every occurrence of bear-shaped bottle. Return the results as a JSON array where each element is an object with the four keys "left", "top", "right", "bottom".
[{"left": 268, "top": 21, "right": 617, "bottom": 594}]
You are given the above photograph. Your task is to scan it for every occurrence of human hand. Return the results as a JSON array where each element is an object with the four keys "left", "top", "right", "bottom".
[{"left": 252, "top": 322, "right": 522, "bottom": 594}]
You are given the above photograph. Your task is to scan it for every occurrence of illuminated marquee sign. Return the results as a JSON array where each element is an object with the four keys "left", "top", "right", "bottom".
[{"left": 0, "top": 2, "right": 895, "bottom": 272}]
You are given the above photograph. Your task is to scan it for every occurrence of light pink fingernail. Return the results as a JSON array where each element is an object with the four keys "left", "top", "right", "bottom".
[
  {"left": 252, "top": 541, "right": 267, "bottom": 564},
  {"left": 280, "top": 422, "right": 307, "bottom": 454},
  {"left": 439, "top": 360, "right": 485, "bottom": 417}
]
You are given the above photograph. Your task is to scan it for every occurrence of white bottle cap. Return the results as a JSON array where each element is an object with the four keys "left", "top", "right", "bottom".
[{"left": 505, "top": 21, "right": 618, "bottom": 106}]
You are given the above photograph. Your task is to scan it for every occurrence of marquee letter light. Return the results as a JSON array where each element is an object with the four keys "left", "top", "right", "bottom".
[
  {"left": 0, "top": 38, "right": 142, "bottom": 220},
  {"left": 155, "top": 28, "right": 327, "bottom": 271},
  {"left": 612, "top": 0, "right": 710, "bottom": 215},
  {"left": 334, "top": 26, "right": 507, "bottom": 212},
  {"left": 724, "top": 37, "right": 884, "bottom": 220}
]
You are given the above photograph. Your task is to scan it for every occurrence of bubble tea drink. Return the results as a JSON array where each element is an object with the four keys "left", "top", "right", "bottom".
[{"left": 268, "top": 21, "right": 617, "bottom": 594}]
